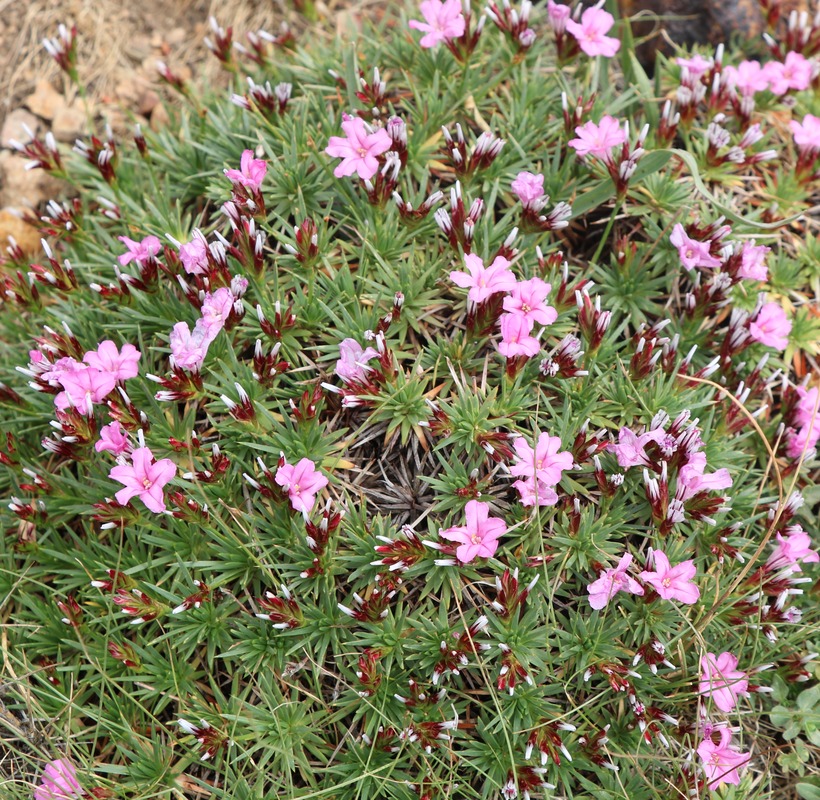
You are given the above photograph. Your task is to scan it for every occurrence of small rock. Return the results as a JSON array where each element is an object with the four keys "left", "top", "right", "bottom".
[
  {"left": 125, "top": 34, "right": 153, "bottom": 61},
  {"left": 138, "top": 90, "right": 160, "bottom": 117},
  {"left": 52, "top": 105, "right": 88, "bottom": 143},
  {"left": 24, "top": 80, "right": 65, "bottom": 121},
  {"left": 1, "top": 109, "right": 40, "bottom": 149},
  {"left": 166, "top": 27, "right": 187, "bottom": 45},
  {"left": 0, "top": 151, "right": 69, "bottom": 209},
  {"left": 0, "top": 208, "right": 41, "bottom": 256},
  {"left": 150, "top": 103, "right": 170, "bottom": 131}
]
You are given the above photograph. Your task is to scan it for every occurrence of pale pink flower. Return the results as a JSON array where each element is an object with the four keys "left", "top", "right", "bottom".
[
  {"left": 737, "top": 240, "right": 769, "bottom": 281},
  {"left": 512, "top": 475, "right": 559, "bottom": 507},
  {"left": 439, "top": 499, "right": 507, "bottom": 563},
  {"left": 274, "top": 457, "right": 329, "bottom": 515},
  {"left": 498, "top": 313, "right": 541, "bottom": 358},
  {"left": 450, "top": 253, "right": 517, "bottom": 304},
  {"left": 224, "top": 149, "right": 267, "bottom": 191},
  {"left": 568, "top": 116, "right": 626, "bottom": 161},
  {"left": 510, "top": 432, "right": 573, "bottom": 485},
  {"left": 678, "top": 451, "right": 732, "bottom": 500},
  {"left": 609, "top": 427, "right": 664, "bottom": 468},
  {"left": 117, "top": 234, "right": 161, "bottom": 267},
  {"left": 639, "top": 549, "right": 700, "bottom": 604},
  {"left": 546, "top": 1, "right": 571, "bottom": 34},
  {"left": 83, "top": 340, "right": 141, "bottom": 381},
  {"left": 40, "top": 355, "right": 82, "bottom": 384},
  {"left": 697, "top": 729, "right": 751, "bottom": 790},
  {"left": 790, "top": 113, "right": 820, "bottom": 155},
  {"left": 503, "top": 278, "right": 557, "bottom": 327},
  {"left": 669, "top": 224, "right": 722, "bottom": 270},
  {"left": 34, "top": 759, "right": 83, "bottom": 800},
  {"left": 511, "top": 172, "right": 545, "bottom": 207},
  {"left": 334, "top": 338, "right": 380, "bottom": 385},
  {"left": 699, "top": 651, "right": 749, "bottom": 713},
  {"left": 676, "top": 54, "right": 714, "bottom": 80},
  {"left": 764, "top": 52, "right": 813, "bottom": 96},
  {"left": 95, "top": 421, "right": 131, "bottom": 456},
  {"left": 109, "top": 446, "right": 177, "bottom": 513},
  {"left": 785, "top": 423, "right": 820, "bottom": 460},
  {"left": 200, "top": 287, "right": 235, "bottom": 341},
  {"left": 587, "top": 553, "right": 644, "bottom": 610},
  {"left": 325, "top": 115, "right": 392, "bottom": 180},
  {"left": 793, "top": 385, "right": 820, "bottom": 429},
  {"left": 408, "top": 0, "right": 465, "bottom": 48},
  {"left": 749, "top": 302, "right": 791, "bottom": 350},
  {"left": 565, "top": 7, "right": 620, "bottom": 58},
  {"left": 767, "top": 527, "right": 820, "bottom": 572},
  {"left": 724, "top": 59, "right": 769, "bottom": 97},
  {"left": 55, "top": 367, "right": 117, "bottom": 415},
  {"left": 169, "top": 321, "right": 210, "bottom": 371},
  {"left": 178, "top": 234, "right": 209, "bottom": 275}
]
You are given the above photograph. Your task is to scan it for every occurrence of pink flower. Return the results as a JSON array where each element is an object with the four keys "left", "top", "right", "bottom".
[
  {"left": 587, "top": 553, "right": 644, "bottom": 610},
  {"left": 766, "top": 527, "right": 820, "bottom": 572},
  {"left": 439, "top": 499, "right": 507, "bottom": 563},
  {"left": 546, "top": 1, "right": 571, "bottom": 34},
  {"left": 699, "top": 651, "right": 749, "bottom": 713},
  {"left": 511, "top": 172, "right": 545, "bottom": 207},
  {"left": 95, "top": 421, "right": 131, "bottom": 456},
  {"left": 325, "top": 116, "right": 393, "bottom": 180},
  {"left": 450, "top": 253, "right": 517, "bottom": 304},
  {"left": 117, "top": 234, "right": 161, "bottom": 267},
  {"left": 178, "top": 234, "right": 209, "bottom": 275},
  {"left": 669, "top": 224, "right": 722, "bottom": 270},
  {"left": 40, "top": 355, "right": 82, "bottom": 384},
  {"left": 109, "top": 446, "right": 177, "bottom": 513},
  {"left": 334, "top": 338, "right": 380, "bottom": 385},
  {"left": 697, "top": 729, "right": 751, "bottom": 790},
  {"left": 565, "top": 7, "right": 620, "bottom": 58},
  {"left": 724, "top": 59, "right": 769, "bottom": 97},
  {"left": 169, "top": 321, "right": 210, "bottom": 371},
  {"left": 55, "top": 367, "right": 117, "bottom": 415},
  {"left": 568, "top": 116, "right": 626, "bottom": 161},
  {"left": 224, "top": 149, "right": 267, "bottom": 191},
  {"left": 764, "top": 52, "right": 813, "bottom": 96},
  {"left": 503, "top": 278, "right": 557, "bottom": 327},
  {"left": 793, "top": 386, "right": 820, "bottom": 429},
  {"left": 498, "top": 313, "right": 541, "bottom": 358},
  {"left": 609, "top": 427, "right": 664, "bottom": 469},
  {"left": 785, "top": 422, "right": 820, "bottom": 460},
  {"left": 408, "top": 0, "right": 465, "bottom": 48},
  {"left": 274, "top": 457, "right": 329, "bottom": 515},
  {"left": 676, "top": 54, "right": 714, "bottom": 80},
  {"left": 678, "top": 451, "right": 732, "bottom": 500},
  {"left": 512, "top": 475, "right": 559, "bottom": 507},
  {"left": 749, "top": 302, "right": 791, "bottom": 350},
  {"left": 790, "top": 113, "right": 820, "bottom": 156},
  {"left": 83, "top": 340, "right": 141, "bottom": 381},
  {"left": 639, "top": 549, "right": 700, "bottom": 604},
  {"left": 510, "top": 432, "right": 573, "bottom": 485},
  {"left": 200, "top": 287, "right": 235, "bottom": 342},
  {"left": 34, "top": 759, "right": 83, "bottom": 800},
  {"left": 737, "top": 240, "right": 769, "bottom": 281}
]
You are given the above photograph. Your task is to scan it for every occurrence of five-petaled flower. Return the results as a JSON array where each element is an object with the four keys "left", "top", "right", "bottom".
[
  {"left": 568, "top": 116, "right": 626, "bottom": 162},
  {"left": 408, "top": 0, "right": 466, "bottom": 48},
  {"left": 34, "top": 758, "right": 84, "bottom": 800},
  {"left": 118, "top": 234, "right": 161, "bottom": 267},
  {"left": 335, "top": 338, "right": 380, "bottom": 385},
  {"left": 275, "top": 457, "right": 329, "bottom": 515},
  {"left": 503, "top": 278, "right": 557, "bottom": 327},
  {"left": 450, "top": 253, "right": 517, "bottom": 304},
  {"left": 697, "top": 729, "right": 751, "bottom": 790},
  {"left": 749, "top": 302, "right": 791, "bottom": 350},
  {"left": 224, "top": 149, "right": 268, "bottom": 191},
  {"left": 699, "top": 651, "right": 749, "bottom": 712},
  {"left": 587, "top": 553, "right": 644, "bottom": 609},
  {"left": 565, "top": 7, "right": 620, "bottom": 58},
  {"left": 83, "top": 340, "right": 141, "bottom": 381},
  {"left": 109, "top": 446, "right": 177, "bottom": 513},
  {"left": 439, "top": 499, "right": 507, "bottom": 563},
  {"left": 639, "top": 548, "right": 700, "bottom": 604},
  {"left": 325, "top": 115, "right": 393, "bottom": 180},
  {"left": 669, "top": 224, "right": 722, "bottom": 270}
]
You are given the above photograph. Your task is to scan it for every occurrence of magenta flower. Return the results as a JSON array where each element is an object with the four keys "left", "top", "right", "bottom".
[
  {"left": 676, "top": 54, "right": 714, "bottom": 80},
  {"left": 498, "top": 313, "right": 541, "bottom": 358},
  {"left": 790, "top": 113, "right": 820, "bottom": 156},
  {"left": 794, "top": 386, "right": 820, "bottom": 429},
  {"left": 169, "top": 321, "right": 210, "bottom": 371},
  {"left": 669, "top": 224, "right": 722, "bottom": 270},
  {"left": 766, "top": 527, "right": 820, "bottom": 572},
  {"left": 511, "top": 172, "right": 545, "bottom": 207},
  {"left": 55, "top": 367, "right": 117, "bottom": 415},
  {"left": 749, "top": 302, "right": 791, "bottom": 350},
  {"left": 565, "top": 7, "right": 620, "bottom": 57},
  {"left": 587, "top": 553, "right": 644, "bottom": 610},
  {"left": 95, "top": 421, "right": 131, "bottom": 456},
  {"left": 737, "top": 240, "right": 770, "bottom": 281},
  {"left": 785, "top": 424, "right": 820, "bottom": 459},
  {"left": 568, "top": 116, "right": 626, "bottom": 161},
  {"left": 699, "top": 651, "right": 749, "bottom": 712},
  {"left": 325, "top": 115, "right": 392, "bottom": 180},
  {"left": 503, "top": 278, "right": 557, "bottom": 327},
  {"left": 178, "top": 234, "right": 209, "bottom": 275},
  {"left": 510, "top": 432, "right": 573, "bottom": 485},
  {"left": 408, "top": 0, "right": 465, "bottom": 48},
  {"left": 697, "top": 729, "right": 751, "bottom": 790},
  {"left": 334, "top": 338, "right": 380, "bottom": 385},
  {"left": 764, "top": 51, "right": 812, "bottom": 96},
  {"left": 609, "top": 427, "right": 664, "bottom": 468},
  {"left": 200, "top": 287, "right": 235, "bottom": 341},
  {"left": 83, "top": 340, "right": 141, "bottom": 381},
  {"left": 512, "top": 475, "right": 559, "bottom": 507},
  {"left": 117, "top": 234, "right": 161, "bottom": 267},
  {"left": 639, "top": 549, "right": 700, "bottom": 604},
  {"left": 224, "top": 149, "right": 267, "bottom": 191},
  {"left": 109, "top": 446, "right": 177, "bottom": 514},
  {"left": 450, "top": 253, "right": 517, "bottom": 304},
  {"left": 678, "top": 451, "right": 732, "bottom": 500},
  {"left": 724, "top": 59, "right": 769, "bottom": 97},
  {"left": 274, "top": 457, "right": 329, "bottom": 515},
  {"left": 33, "top": 759, "right": 83, "bottom": 800},
  {"left": 439, "top": 499, "right": 507, "bottom": 563}
]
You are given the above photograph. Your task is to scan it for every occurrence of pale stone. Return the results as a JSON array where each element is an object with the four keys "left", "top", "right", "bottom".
[
  {"left": 1, "top": 109, "right": 40, "bottom": 149},
  {"left": 0, "top": 208, "right": 41, "bottom": 256},
  {"left": 24, "top": 80, "right": 65, "bottom": 121},
  {"left": 52, "top": 105, "right": 88, "bottom": 143}
]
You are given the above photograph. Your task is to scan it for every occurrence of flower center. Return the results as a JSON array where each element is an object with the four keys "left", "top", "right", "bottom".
[
  {"left": 292, "top": 484, "right": 301, "bottom": 495},
  {"left": 521, "top": 303, "right": 531, "bottom": 313},
  {"left": 357, "top": 147, "right": 368, "bottom": 157},
  {"left": 662, "top": 577, "right": 672, "bottom": 587},
  {"left": 685, "top": 248, "right": 695, "bottom": 259},
  {"left": 142, "top": 478, "right": 153, "bottom": 489},
  {"left": 471, "top": 533, "right": 482, "bottom": 544}
]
